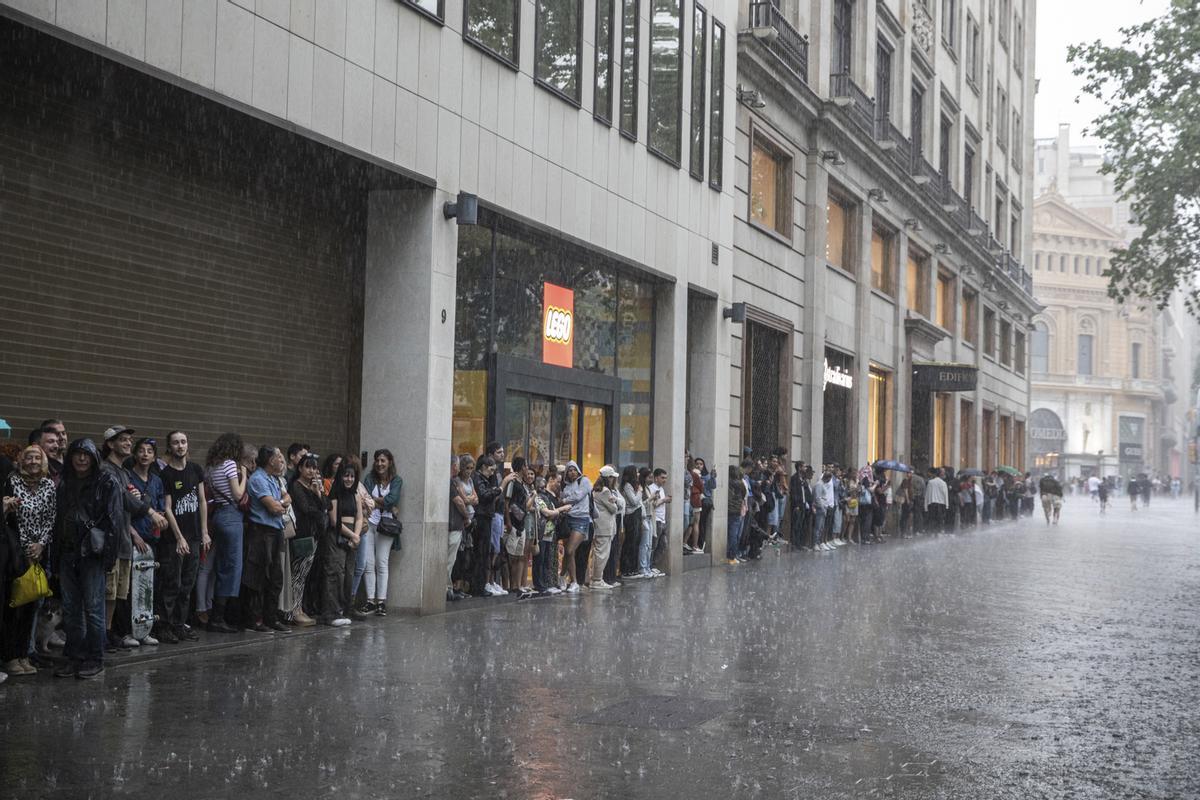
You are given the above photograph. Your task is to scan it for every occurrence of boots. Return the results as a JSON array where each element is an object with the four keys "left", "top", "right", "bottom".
[
  {"left": 206, "top": 598, "right": 238, "bottom": 633},
  {"left": 291, "top": 609, "right": 317, "bottom": 627}
]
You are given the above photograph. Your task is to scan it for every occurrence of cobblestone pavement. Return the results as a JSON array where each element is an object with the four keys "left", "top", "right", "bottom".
[{"left": 4, "top": 496, "right": 1198, "bottom": 799}]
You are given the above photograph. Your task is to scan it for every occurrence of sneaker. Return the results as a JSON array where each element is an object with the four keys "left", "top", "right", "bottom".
[
  {"left": 156, "top": 627, "right": 180, "bottom": 645},
  {"left": 76, "top": 662, "right": 105, "bottom": 680},
  {"left": 139, "top": 634, "right": 160, "bottom": 646},
  {"left": 53, "top": 662, "right": 77, "bottom": 679},
  {"left": 727, "top": 558, "right": 739, "bottom": 565},
  {"left": 291, "top": 610, "right": 317, "bottom": 628},
  {"left": 3, "top": 659, "right": 33, "bottom": 676},
  {"left": 651, "top": 568, "right": 666, "bottom": 577},
  {"left": 330, "top": 617, "right": 352, "bottom": 627},
  {"left": 488, "top": 583, "right": 507, "bottom": 597},
  {"left": 20, "top": 658, "right": 38, "bottom": 674},
  {"left": 268, "top": 620, "right": 291, "bottom": 632},
  {"left": 348, "top": 608, "right": 368, "bottom": 620},
  {"left": 119, "top": 635, "right": 141, "bottom": 648},
  {"left": 589, "top": 581, "right": 613, "bottom": 590},
  {"left": 683, "top": 544, "right": 694, "bottom": 553},
  {"left": 610, "top": 581, "right": 622, "bottom": 588},
  {"left": 565, "top": 582, "right": 580, "bottom": 594},
  {"left": 375, "top": 604, "right": 388, "bottom": 617},
  {"left": 447, "top": 588, "right": 461, "bottom": 602},
  {"left": 545, "top": 586, "right": 563, "bottom": 595},
  {"left": 692, "top": 547, "right": 705, "bottom": 555}
]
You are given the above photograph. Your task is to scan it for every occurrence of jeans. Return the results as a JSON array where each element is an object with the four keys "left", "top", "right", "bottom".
[
  {"left": 638, "top": 515, "right": 654, "bottom": 573},
  {"left": 211, "top": 505, "right": 244, "bottom": 599},
  {"left": 726, "top": 513, "right": 744, "bottom": 560},
  {"left": 812, "top": 507, "right": 827, "bottom": 547},
  {"left": 472, "top": 516, "right": 495, "bottom": 595},
  {"left": 927, "top": 503, "right": 946, "bottom": 532},
  {"left": 354, "top": 521, "right": 395, "bottom": 601},
  {"left": 832, "top": 506, "right": 844, "bottom": 536},
  {"left": 533, "top": 539, "right": 555, "bottom": 591},
  {"left": 59, "top": 551, "right": 107, "bottom": 666},
  {"left": 620, "top": 512, "right": 642, "bottom": 575}
]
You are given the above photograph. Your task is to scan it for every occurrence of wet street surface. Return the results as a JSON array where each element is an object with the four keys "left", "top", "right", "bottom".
[{"left": 4, "top": 498, "right": 1199, "bottom": 799}]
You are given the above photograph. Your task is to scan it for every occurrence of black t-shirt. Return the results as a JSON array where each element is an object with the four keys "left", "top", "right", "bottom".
[
  {"left": 161, "top": 462, "right": 205, "bottom": 541},
  {"left": 505, "top": 479, "right": 528, "bottom": 529}
]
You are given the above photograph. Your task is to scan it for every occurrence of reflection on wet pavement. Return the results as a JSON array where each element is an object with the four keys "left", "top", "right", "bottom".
[{"left": 4, "top": 497, "right": 1198, "bottom": 799}]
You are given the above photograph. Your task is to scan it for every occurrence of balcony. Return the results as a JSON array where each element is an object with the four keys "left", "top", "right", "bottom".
[
  {"left": 747, "top": 1, "right": 809, "bottom": 84},
  {"left": 830, "top": 72, "right": 876, "bottom": 138},
  {"left": 875, "top": 112, "right": 912, "bottom": 174}
]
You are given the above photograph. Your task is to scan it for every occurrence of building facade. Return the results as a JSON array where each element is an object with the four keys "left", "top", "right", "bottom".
[
  {"left": 733, "top": 0, "right": 1038, "bottom": 475},
  {"left": 1031, "top": 126, "right": 1195, "bottom": 483}
]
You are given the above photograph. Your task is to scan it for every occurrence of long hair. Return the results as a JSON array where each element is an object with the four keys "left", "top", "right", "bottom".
[
  {"left": 206, "top": 433, "right": 244, "bottom": 467},
  {"left": 620, "top": 464, "right": 639, "bottom": 489},
  {"left": 372, "top": 448, "right": 397, "bottom": 483},
  {"left": 332, "top": 461, "right": 360, "bottom": 514},
  {"left": 17, "top": 445, "right": 48, "bottom": 482},
  {"left": 321, "top": 453, "right": 344, "bottom": 481}
]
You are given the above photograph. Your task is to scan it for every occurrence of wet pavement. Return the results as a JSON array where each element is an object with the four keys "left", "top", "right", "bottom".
[{"left": 4, "top": 496, "right": 1199, "bottom": 799}]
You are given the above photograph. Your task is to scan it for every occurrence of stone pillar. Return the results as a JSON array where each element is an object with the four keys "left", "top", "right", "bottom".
[
  {"left": 895, "top": 233, "right": 910, "bottom": 462},
  {"left": 854, "top": 204, "right": 874, "bottom": 467},
  {"left": 802, "top": 152, "right": 831, "bottom": 465},
  {"left": 686, "top": 292, "right": 726, "bottom": 564},
  {"left": 653, "top": 281, "right": 687, "bottom": 578},
  {"left": 360, "top": 188, "right": 457, "bottom": 615}
]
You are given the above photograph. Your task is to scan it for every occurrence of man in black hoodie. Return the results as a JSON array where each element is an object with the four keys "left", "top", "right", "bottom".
[{"left": 54, "top": 439, "right": 124, "bottom": 679}]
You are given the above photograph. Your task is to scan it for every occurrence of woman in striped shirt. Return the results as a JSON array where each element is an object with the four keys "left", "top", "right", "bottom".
[{"left": 202, "top": 433, "right": 248, "bottom": 633}]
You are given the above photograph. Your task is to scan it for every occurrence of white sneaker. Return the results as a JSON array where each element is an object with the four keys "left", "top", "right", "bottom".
[
  {"left": 489, "top": 583, "right": 507, "bottom": 596},
  {"left": 139, "top": 635, "right": 159, "bottom": 646},
  {"left": 544, "top": 586, "right": 563, "bottom": 595},
  {"left": 589, "top": 581, "right": 613, "bottom": 590},
  {"left": 610, "top": 581, "right": 622, "bottom": 588},
  {"left": 331, "top": 617, "right": 351, "bottom": 627},
  {"left": 120, "top": 635, "right": 141, "bottom": 648},
  {"left": 652, "top": 569, "right": 667, "bottom": 577},
  {"left": 565, "top": 582, "right": 580, "bottom": 594}
]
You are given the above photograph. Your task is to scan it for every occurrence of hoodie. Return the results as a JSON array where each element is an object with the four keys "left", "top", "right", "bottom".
[
  {"left": 559, "top": 461, "right": 593, "bottom": 521},
  {"left": 55, "top": 439, "right": 124, "bottom": 568}
]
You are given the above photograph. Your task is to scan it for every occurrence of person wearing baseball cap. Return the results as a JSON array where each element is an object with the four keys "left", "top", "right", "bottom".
[{"left": 587, "top": 465, "right": 621, "bottom": 590}]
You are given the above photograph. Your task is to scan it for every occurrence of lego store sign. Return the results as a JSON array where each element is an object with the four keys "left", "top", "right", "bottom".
[{"left": 542, "top": 282, "right": 573, "bottom": 368}]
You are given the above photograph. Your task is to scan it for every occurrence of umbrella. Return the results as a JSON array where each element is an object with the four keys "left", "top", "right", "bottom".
[
  {"left": 957, "top": 468, "right": 984, "bottom": 477},
  {"left": 873, "top": 459, "right": 913, "bottom": 473},
  {"left": 997, "top": 465, "right": 1021, "bottom": 476}
]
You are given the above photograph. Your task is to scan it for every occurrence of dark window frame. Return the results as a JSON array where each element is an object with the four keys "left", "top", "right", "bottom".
[
  {"left": 646, "top": 0, "right": 685, "bottom": 167},
  {"left": 688, "top": 3, "right": 708, "bottom": 180},
  {"left": 870, "top": 224, "right": 897, "bottom": 296},
  {"left": 748, "top": 125, "right": 794, "bottom": 241},
  {"left": 401, "top": 0, "right": 445, "bottom": 23},
  {"left": 619, "top": 0, "right": 640, "bottom": 141},
  {"left": 463, "top": 0, "right": 522, "bottom": 70},
  {"left": 708, "top": 18, "right": 725, "bottom": 190},
  {"left": 594, "top": 0, "right": 616, "bottom": 123},
  {"left": 534, "top": 0, "right": 585, "bottom": 106}
]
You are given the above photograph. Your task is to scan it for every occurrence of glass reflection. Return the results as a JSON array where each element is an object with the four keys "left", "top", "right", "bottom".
[
  {"left": 535, "top": 0, "right": 582, "bottom": 100},
  {"left": 466, "top": 0, "right": 519, "bottom": 63},
  {"left": 648, "top": 0, "right": 683, "bottom": 162}
]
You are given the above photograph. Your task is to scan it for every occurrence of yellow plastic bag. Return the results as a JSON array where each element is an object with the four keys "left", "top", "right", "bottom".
[{"left": 10, "top": 562, "right": 51, "bottom": 608}]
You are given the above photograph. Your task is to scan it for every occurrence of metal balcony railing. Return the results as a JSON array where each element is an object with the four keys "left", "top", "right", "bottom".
[
  {"left": 875, "top": 112, "right": 912, "bottom": 174},
  {"left": 747, "top": 1, "right": 809, "bottom": 84},
  {"left": 830, "top": 72, "right": 876, "bottom": 138}
]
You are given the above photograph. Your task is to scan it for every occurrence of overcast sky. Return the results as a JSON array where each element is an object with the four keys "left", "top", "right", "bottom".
[{"left": 1034, "top": 0, "right": 1171, "bottom": 145}]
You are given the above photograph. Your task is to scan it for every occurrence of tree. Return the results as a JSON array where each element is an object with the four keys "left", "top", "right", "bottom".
[{"left": 1069, "top": 1, "right": 1200, "bottom": 315}]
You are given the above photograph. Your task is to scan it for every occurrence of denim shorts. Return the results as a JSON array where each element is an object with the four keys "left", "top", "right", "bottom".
[{"left": 565, "top": 517, "right": 591, "bottom": 539}]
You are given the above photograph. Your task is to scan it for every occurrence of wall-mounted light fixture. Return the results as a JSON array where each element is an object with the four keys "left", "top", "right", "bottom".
[
  {"left": 443, "top": 192, "right": 479, "bottom": 225},
  {"left": 820, "top": 149, "right": 846, "bottom": 166},
  {"left": 868, "top": 188, "right": 888, "bottom": 203},
  {"left": 934, "top": 242, "right": 950, "bottom": 255},
  {"left": 997, "top": 300, "right": 1010, "bottom": 311},
  {"left": 723, "top": 302, "right": 748, "bottom": 323},
  {"left": 736, "top": 85, "right": 766, "bottom": 109},
  {"left": 904, "top": 218, "right": 922, "bottom": 231}
]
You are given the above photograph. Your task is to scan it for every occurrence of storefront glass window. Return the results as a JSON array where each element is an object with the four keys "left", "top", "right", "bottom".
[
  {"left": 826, "top": 197, "right": 851, "bottom": 271},
  {"left": 620, "top": 0, "right": 639, "bottom": 138},
  {"left": 618, "top": 277, "right": 655, "bottom": 466},
  {"left": 647, "top": 0, "right": 683, "bottom": 163},
  {"left": 867, "top": 367, "right": 891, "bottom": 463},
  {"left": 906, "top": 251, "right": 929, "bottom": 317},
  {"left": 708, "top": 21, "right": 725, "bottom": 189},
  {"left": 960, "top": 399, "right": 974, "bottom": 470},
  {"left": 822, "top": 348, "right": 854, "bottom": 466},
  {"left": 933, "top": 393, "right": 951, "bottom": 467},
  {"left": 595, "top": 0, "right": 615, "bottom": 121},
  {"left": 465, "top": 0, "right": 520, "bottom": 65},
  {"left": 535, "top": 0, "right": 583, "bottom": 102},
  {"left": 573, "top": 266, "right": 618, "bottom": 375},
  {"left": 870, "top": 228, "right": 894, "bottom": 295},
  {"left": 689, "top": 5, "right": 707, "bottom": 179},
  {"left": 453, "top": 224, "right": 495, "bottom": 458}
]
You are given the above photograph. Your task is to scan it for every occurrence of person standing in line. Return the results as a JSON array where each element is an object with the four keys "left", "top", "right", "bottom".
[
  {"left": 1039, "top": 472, "right": 1064, "bottom": 525},
  {"left": 557, "top": 460, "right": 592, "bottom": 594},
  {"left": 202, "top": 433, "right": 248, "bottom": 634},
  {"left": 54, "top": 439, "right": 124, "bottom": 680},
  {"left": 287, "top": 454, "right": 327, "bottom": 626},
  {"left": 359, "top": 449, "right": 402, "bottom": 615},
  {"left": 895, "top": 473, "right": 913, "bottom": 538},
  {"left": 619, "top": 465, "right": 643, "bottom": 578},
  {"left": 635, "top": 467, "right": 663, "bottom": 578},
  {"left": 789, "top": 461, "right": 811, "bottom": 551},
  {"left": 910, "top": 468, "right": 927, "bottom": 534},
  {"left": 329, "top": 462, "right": 363, "bottom": 620},
  {"left": 127, "top": 438, "right": 165, "bottom": 646},
  {"left": 695, "top": 457, "right": 716, "bottom": 553},
  {"left": 870, "top": 470, "right": 890, "bottom": 542},
  {"left": 684, "top": 459, "right": 705, "bottom": 555},
  {"left": 924, "top": 468, "right": 949, "bottom": 533},
  {"left": 726, "top": 464, "right": 747, "bottom": 565},
  {"left": 588, "top": 465, "right": 621, "bottom": 590},
  {"left": 29, "top": 425, "right": 64, "bottom": 486},
  {"left": 957, "top": 477, "right": 976, "bottom": 529},
  {"left": 285, "top": 443, "right": 309, "bottom": 485},
  {"left": 159, "top": 431, "right": 207, "bottom": 643},
  {"left": 648, "top": 468, "right": 672, "bottom": 568},
  {"left": 501, "top": 457, "right": 531, "bottom": 595},
  {"left": 532, "top": 471, "right": 569, "bottom": 594},
  {"left": 241, "top": 447, "right": 290, "bottom": 633},
  {"left": 449, "top": 456, "right": 477, "bottom": 601},
  {"left": 471, "top": 456, "right": 503, "bottom": 597},
  {"left": 811, "top": 470, "right": 833, "bottom": 551},
  {"left": 2, "top": 446, "right": 56, "bottom": 675}
]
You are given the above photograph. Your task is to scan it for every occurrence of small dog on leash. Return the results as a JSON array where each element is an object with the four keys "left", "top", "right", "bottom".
[{"left": 35, "top": 600, "right": 64, "bottom": 653}]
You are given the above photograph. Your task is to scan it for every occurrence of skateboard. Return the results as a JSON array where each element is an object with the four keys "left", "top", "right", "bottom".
[{"left": 131, "top": 549, "right": 158, "bottom": 641}]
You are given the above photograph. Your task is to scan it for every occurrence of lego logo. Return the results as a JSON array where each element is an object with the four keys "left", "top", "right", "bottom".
[{"left": 545, "top": 307, "right": 572, "bottom": 344}]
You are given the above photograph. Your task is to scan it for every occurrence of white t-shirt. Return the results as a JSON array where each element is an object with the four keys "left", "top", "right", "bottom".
[
  {"left": 1087, "top": 476, "right": 1101, "bottom": 493},
  {"left": 648, "top": 483, "right": 667, "bottom": 523}
]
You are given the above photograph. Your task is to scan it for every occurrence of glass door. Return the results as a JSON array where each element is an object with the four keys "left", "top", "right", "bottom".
[
  {"left": 580, "top": 404, "right": 608, "bottom": 479},
  {"left": 504, "top": 391, "right": 609, "bottom": 477}
]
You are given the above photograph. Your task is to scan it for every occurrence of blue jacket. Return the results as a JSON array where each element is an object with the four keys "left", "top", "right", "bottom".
[{"left": 129, "top": 470, "right": 165, "bottom": 540}]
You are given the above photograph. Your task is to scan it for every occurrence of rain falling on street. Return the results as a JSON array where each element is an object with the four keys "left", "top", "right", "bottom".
[{"left": 4, "top": 497, "right": 1197, "bottom": 799}]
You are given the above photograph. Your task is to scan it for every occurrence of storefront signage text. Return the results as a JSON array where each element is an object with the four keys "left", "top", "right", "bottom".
[
  {"left": 1119, "top": 443, "right": 1144, "bottom": 463},
  {"left": 912, "top": 363, "right": 978, "bottom": 392},
  {"left": 1028, "top": 427, "right": 1067, "bottom": 441},
  {"left": 542, "top": 282, "right": 574, "bottom": 369},
  {"left": 823, "top": 358, "right": 853, "bottom": 390}
]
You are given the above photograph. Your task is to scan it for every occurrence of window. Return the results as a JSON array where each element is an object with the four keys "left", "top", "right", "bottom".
[
  {"left": 688, "top": 5, "right": 707, "bottom": 179},
  {"left": 996, "top": 85, "right": 1008, "bottom": 151},
  {"left": 535, "top": 0, "right": 583, "bottom": 102},
  {"left": 939, "top": 114, "right": 954, "bottom": 182},
  {"left": 619, "top": 0, "right": 639, "bottom": 138},
  {"left": 595, "top": 0, "right": 615, "bottom": 121},
  {"left": 1015, "top": 330, "right": 1026, "bottom": 374},
  {"left": 961, "top": 289, "right": 978, "bottom": 345},
  {"left": 1031, "top": 321, "right": 1049, "bottom": 372},
  {"left": 1078, "top": 333, "right": 1094, "bottom": 375},
  {"left": 1074, "top": 256, "right": 1081, "bottom": 274},
  {"left": 708, "top": 20, "right": 725, "bottom": 189},
  {"left": 1000, "top": 318, "right": 1012, "bottom": 366},
  {"left": 983, "top": 307, "right": 997, "bottom": 357},
  {"left": 832, "top": 0, "right": 853, "bottom": 76},
  {"left": 826, "top": 196, "right": 853, "bottom": 272},
  {"left": 982, "top": 408, "right": 995, "bottom": 470},
  {"left": 936, "top": 271, "right": 953, "bottom": 329},
  {"left": 934, "top": 393, "right": 952, "bottom": 466},
  {"left": 964, "top": 143, "right": 976, "bottom": 207},
  {"left": 1013, "top": 17, "right": 1024, "bottom": 73},
  {"left": 965, "top": 14, "right": 980, "bottom": 86},
  {"left": 998, "top": 0, "right": 1010, "bottom": 45},
  {"left": 465, "top": 0, "right": 520, "bottom": 65},
  {"left": 876, "top": 39, "right": 893, "bottom": 121},
  {"left": 867, "top": 367, "right": 893, "bottom": 463},
  {"left": 999, "top": 415, "right": 1011, "bottom": 466},
  {"left": 1011, "top": 111, "right": 1021, "bottom": 168},
  {"left": 960, "top": 399, "right": 974, "bottom": 470},
  {"left": 911, "top": 84, "right": 925, "bottom": 156},
  {"left": 1010, "top": 211, "right": 1020, "bottom": 252},
  {"left": 941, "top": 0, "right": 957, "bottom": 50},
  {"left": 870, "top": 228, "right": 895, "bottom": 295},
  {"left": 743, "top": 321, "right": 789, "bottom": 456},
  {"left": 906, "top": 250, "right": 930, "bottom": 317},
  {"left": 749, "top": 131, "right": 792, "bottom": 237},
  {"left": 1014, "top": 419, "right": 1025, "bottom": 471},
  {"left": 1131, "top": 342, "right": 1142, "bottom": 379},
  {"left": 647, "top": 0, "right": 684, "bottom": 164},
  {"left": 405, "top": 0, "right": 442, "bottom": 19}
]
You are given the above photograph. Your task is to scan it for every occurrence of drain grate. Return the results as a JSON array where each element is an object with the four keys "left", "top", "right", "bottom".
[{"left": 580, "top": 696, "right": 733, "bottom": 730}]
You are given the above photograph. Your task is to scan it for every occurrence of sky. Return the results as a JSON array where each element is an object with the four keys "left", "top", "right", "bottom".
[{"left": 1034, "top": 0, "right": 1172, "bottom": 145}]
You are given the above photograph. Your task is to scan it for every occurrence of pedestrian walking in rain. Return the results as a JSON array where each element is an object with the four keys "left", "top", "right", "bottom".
[{"left": 1039, "top": 473, "right": 1064, "bottom": 525}]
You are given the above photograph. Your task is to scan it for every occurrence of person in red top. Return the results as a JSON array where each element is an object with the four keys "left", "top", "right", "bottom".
[{"left": 683, "top": 459, "right": 705, "bottom": 555}]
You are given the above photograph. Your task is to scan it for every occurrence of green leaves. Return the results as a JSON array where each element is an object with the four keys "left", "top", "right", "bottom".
[{"left": 1069, "top": 0, "right": 1200, "bottom": 315}]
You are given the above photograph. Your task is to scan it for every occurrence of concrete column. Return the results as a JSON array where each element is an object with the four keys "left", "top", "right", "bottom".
[
  {"left": 653, "top": 281, "right": 687, "bottom": 579},
  {"left": 686, "top": 292, "right": 726, "bottom": 564},
  {"left": 895, "top": 233, "right": 910, "bottom": 462},
  {"left": 854, "top": 203, "right": 874, "bottom": 467},
  {"left": 802, "top": 151, "right": 831, "bottom": 465},
  {"left": 360, "top": 188, "right": 457, "bottom": 615}
]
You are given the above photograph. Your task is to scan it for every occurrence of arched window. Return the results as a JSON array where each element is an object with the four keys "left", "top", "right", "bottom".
[{"left": 1031, "top": 321, "right": 1050, "bottom": 373}]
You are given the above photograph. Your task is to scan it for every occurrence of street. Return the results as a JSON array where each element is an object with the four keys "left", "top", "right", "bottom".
[{"left": 3, "top": 497, "right": 1198, "bottom": 800}]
